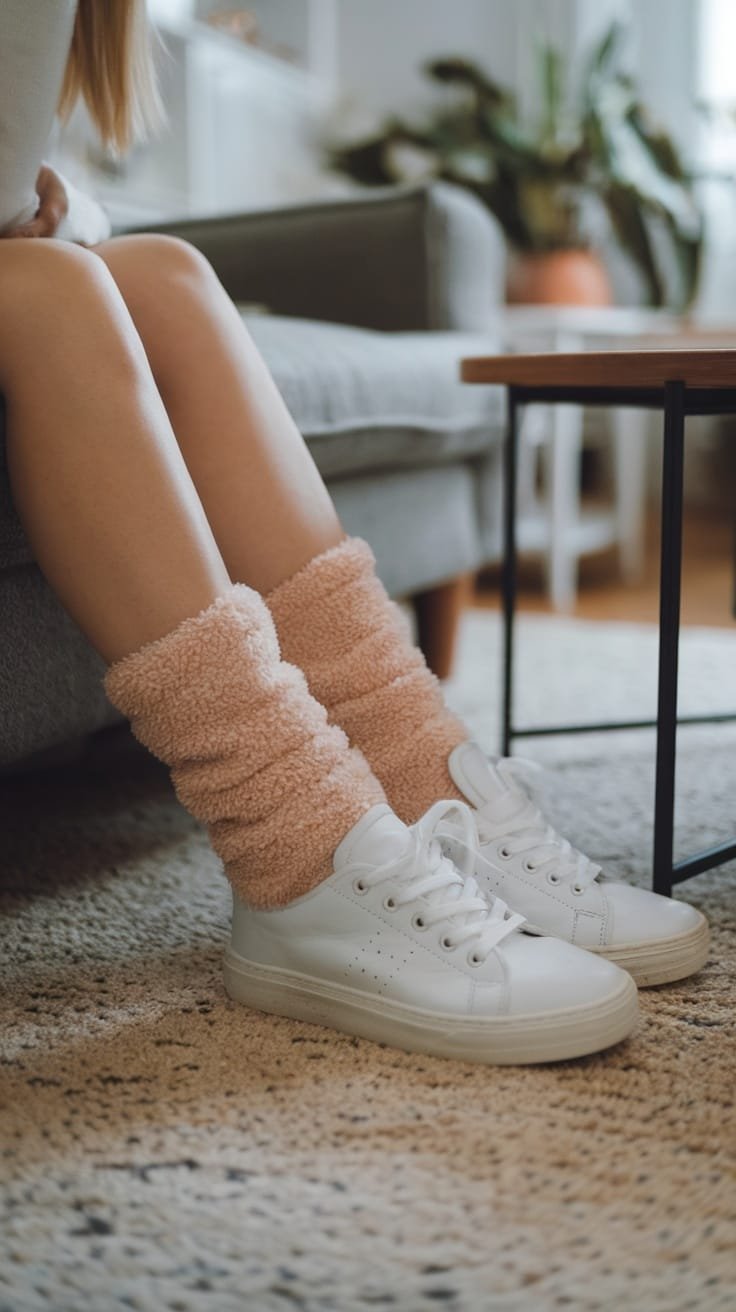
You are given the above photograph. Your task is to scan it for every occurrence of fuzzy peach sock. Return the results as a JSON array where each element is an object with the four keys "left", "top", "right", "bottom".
[
  {"left": 266, "top": 537, "right": 469, "bottom": 824},
  {"left": 103, "top": 583, "right": 385, "bottom": 908}
]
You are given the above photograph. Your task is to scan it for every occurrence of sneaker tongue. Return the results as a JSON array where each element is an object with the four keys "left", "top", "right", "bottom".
[
  {"left": 448, "top": 741, "right": 509, "bottom": 812},
  {"left": 332, "top": 804, "right": 411, "bottom": 873},
  {"left": 334, "top": 801, "right": 482, "bottom": 927}
]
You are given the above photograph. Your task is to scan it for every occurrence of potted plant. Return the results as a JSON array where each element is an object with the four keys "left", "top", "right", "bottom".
[{"left": 328, "top": 23, "right": 704, "bottom": 309}]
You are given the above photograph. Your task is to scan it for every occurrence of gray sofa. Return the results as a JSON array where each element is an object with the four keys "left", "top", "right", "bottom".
[{"left": 0, "top": 181, "right": 506, "bottom": 770}]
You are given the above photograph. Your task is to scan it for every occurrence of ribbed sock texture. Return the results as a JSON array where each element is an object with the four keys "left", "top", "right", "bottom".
[
  {"left": 266, "top": 537, "right": 468, "bottom": 824},
  {"left": 103, "top": 583, "right": 385, "bottom": 908}
]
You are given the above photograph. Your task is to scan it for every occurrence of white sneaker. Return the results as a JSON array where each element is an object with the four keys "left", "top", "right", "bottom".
[
  {"left": 442, "top": 741, "right": 710, "bottom": 988},
  {"left": 223, "top": 800, "right": 638, "bottom": 1065}
]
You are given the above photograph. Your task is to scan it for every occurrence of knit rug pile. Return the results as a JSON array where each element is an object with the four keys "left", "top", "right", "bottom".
[{"left": 1, "top": 611, "right": 734, "bottom": 1312}]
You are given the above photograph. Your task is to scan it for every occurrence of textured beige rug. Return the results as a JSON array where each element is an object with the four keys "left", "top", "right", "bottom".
[{"left": 1, "top": 612, "right": 735, "bottom": 1312}]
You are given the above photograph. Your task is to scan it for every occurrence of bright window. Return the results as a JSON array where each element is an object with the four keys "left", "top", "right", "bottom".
[{"left": 697, "top": 0, "right": 736, "bottom": 169}]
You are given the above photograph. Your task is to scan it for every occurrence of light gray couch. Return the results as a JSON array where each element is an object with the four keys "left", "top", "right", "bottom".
[{"left": 0, "top": 181, "right": 507, "bottom": 770}]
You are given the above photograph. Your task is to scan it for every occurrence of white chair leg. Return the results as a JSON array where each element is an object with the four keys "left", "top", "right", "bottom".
[
  {"left": 542, "top": 403, "right": 583, "bottom": 612},
  {"left": 612, "top": 407, "right": 649, "bottom": 581},
  {"left": 517, "top": 407, "right": 537, "bottom": 512}
]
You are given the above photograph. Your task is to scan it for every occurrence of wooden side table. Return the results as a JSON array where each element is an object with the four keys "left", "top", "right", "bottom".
[{"left": 461, "top": 348, "right": 736, "bottom": 897}]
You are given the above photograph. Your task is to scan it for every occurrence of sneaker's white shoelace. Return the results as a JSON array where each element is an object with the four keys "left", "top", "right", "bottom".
[
  {"left": 353, "top": 800, "right": 525, "bottom": 961},
  {"left": 473, "top": 758, "right": 601, "bottom": 892}
]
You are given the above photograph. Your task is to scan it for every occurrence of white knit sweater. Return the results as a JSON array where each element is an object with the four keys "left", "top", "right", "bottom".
[{"left": 0, "top": 0, "right": 111, "bottom": 244}]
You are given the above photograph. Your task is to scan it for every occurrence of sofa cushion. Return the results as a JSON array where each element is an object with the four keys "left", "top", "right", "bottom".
[{"left": 242, "top": 313, "right": 504, "bottom": 479}]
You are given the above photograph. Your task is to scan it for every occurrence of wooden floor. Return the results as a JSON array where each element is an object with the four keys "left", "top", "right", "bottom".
[{"left": 475, "top": 508, "right": 734, "bottom": 626}]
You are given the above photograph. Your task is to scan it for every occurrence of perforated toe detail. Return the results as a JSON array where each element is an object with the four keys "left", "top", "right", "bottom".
[{"left": 341, "top": 930, "right": 413, "bottom": 997}]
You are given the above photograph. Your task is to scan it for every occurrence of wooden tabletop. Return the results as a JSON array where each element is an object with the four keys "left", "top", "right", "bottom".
[{"left": 460, "top": 348, "right": 736, "bottom": 389}]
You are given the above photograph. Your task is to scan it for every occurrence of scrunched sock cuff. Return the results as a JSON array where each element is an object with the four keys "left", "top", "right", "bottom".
[
  {"left": 103, "top": 582, "right": 385, "bottom": 908},
  {"left": 265, "top": 537, "right": 468, "bottom": 824}
]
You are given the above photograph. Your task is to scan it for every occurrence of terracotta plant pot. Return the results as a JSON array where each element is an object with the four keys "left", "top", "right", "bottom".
[{"left": 507, "top": 249, "right": 613, "bottom": 306}]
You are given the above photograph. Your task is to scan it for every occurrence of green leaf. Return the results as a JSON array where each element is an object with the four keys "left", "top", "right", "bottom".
[
  {"left": 328, "top": 121, "right": 437, "bottom": 187},
  {"left": 328, "top": 136, "right": 394, "bottom": 186},
  {"left": 479, "top": 107, "right": 547, "bottom": 168},
  {"left": 659, "top": 209, "right": 704, "bottom": 310},
  {"left": 581, "top": 21, "right": 627, "bottom": 116},
  {"left": 603, "top": 183, "right": 664, "bottom": 305},
  {"left": 590, "top": 93, "right": 700, "bottom": 236},
  {"left": 628, "top": 103, "right": 691, "bottom": 182},
  {"left": 443, "top": 144, "right": 497, "bottom": 185},
  {"left": 424, "top": 57, "right": 511, "bottom": 110},
  {"left": 539, "top": 39, "right": 563, "bottom": 142},
  {"left": 589, "top": 21, "right": 626, "bottom": 80},
  {"left": 482, "top": 174, "right": 537, "bottom": 249}
]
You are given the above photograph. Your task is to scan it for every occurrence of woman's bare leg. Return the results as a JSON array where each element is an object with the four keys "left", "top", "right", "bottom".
[
  {"left": 90, "top": 234, "right": 344, "bottom": 596},
  {"left": 0, "top": 238, "right": 231, "bottom": 664}
]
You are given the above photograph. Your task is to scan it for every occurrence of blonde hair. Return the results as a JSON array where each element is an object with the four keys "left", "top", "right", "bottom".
[{"left": 57, "top": 0, "right": 166, "bottom": 155}]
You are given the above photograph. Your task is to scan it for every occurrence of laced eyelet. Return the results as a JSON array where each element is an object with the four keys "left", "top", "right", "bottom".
[
  {"left": 498, "top": 845, "right": 512, "bottom": 860},
  {"left": 440, "top": 935, "right": 455, "bottom": 950},
  {"left": 467, "top": 952, "right": 484, "bottom": 967},
  {"left": 353, "top": 878, "right": 368, "bottom": 895},
  {"left": 411, "top": 913, "right": 428, "bottom": 931},
  {"left": 383, "top": 895, "right": 397, "bottom": 911},
  {"left": 571, "top": 883, "right": 585, "bottom": 896},
  {"left": 523, "top": 859, "right": 537, "bottom": 873},
  {"left": 546, "top": 871, "right": 561, "bottom": 886}
]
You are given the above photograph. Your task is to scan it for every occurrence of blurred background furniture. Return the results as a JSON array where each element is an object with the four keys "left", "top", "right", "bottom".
[
  {"left": 0, "top": 180, "right": 510, "bottom": 770},
  {"left": 461, "top": 344, "right": 736, "bottom": 894},
  {"left": 495, "top": 307, "right": 677, "bottom": 610},
  {"left": 496, "top": 307, "right": 736, "bottom": 610}
]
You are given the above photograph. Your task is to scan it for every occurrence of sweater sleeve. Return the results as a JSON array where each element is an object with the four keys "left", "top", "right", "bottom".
[
  {"left": 55, "top": 171, "right": 112, "bottom": 245},
  {"left": 0, "top": 0, "right": 98, "bottom": 239}
]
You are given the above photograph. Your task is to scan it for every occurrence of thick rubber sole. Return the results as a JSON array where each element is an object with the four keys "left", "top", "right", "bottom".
[
  {"left": 588, "top": 913, "right": 710, "bottom": 988},
  {"left": 222, "top": 949, "right": 639, "bottom": 1065}
]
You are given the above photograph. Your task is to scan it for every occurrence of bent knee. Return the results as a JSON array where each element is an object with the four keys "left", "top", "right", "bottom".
[
  {"left": 97, "top": 231, "right": 215, "bottom": 289},
  {"left": 131, "top": 232, "right": 212, "bottom": 277},
  {"left": 0, "top": 236, "right": 115, "bottom": 314},
  {"left": 0, "top": 238, "right": 144, "bottom": 389}
]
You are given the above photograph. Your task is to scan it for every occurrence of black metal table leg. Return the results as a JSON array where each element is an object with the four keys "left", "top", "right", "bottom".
[
  {"left": 502, "top": 389, "right": 519, "bottom": 757},
  {"left": 492, "top": 373, "right": 735, "bottom": 893},
  {"left": 652, "top": 380, "right": 686, "bottom": 897}
]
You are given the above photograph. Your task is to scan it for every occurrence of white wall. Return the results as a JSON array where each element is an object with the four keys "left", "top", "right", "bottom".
[
  {"left": 333, "top": 0, "right": 517, "bottom": 118},
  {"left": 332, "top": 0, "right": 699, "bottom": 138}
]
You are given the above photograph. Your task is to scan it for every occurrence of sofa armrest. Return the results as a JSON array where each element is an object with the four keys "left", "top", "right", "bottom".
[{"left": 119, "top": 181, "right": 506, "bottom": 332}]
